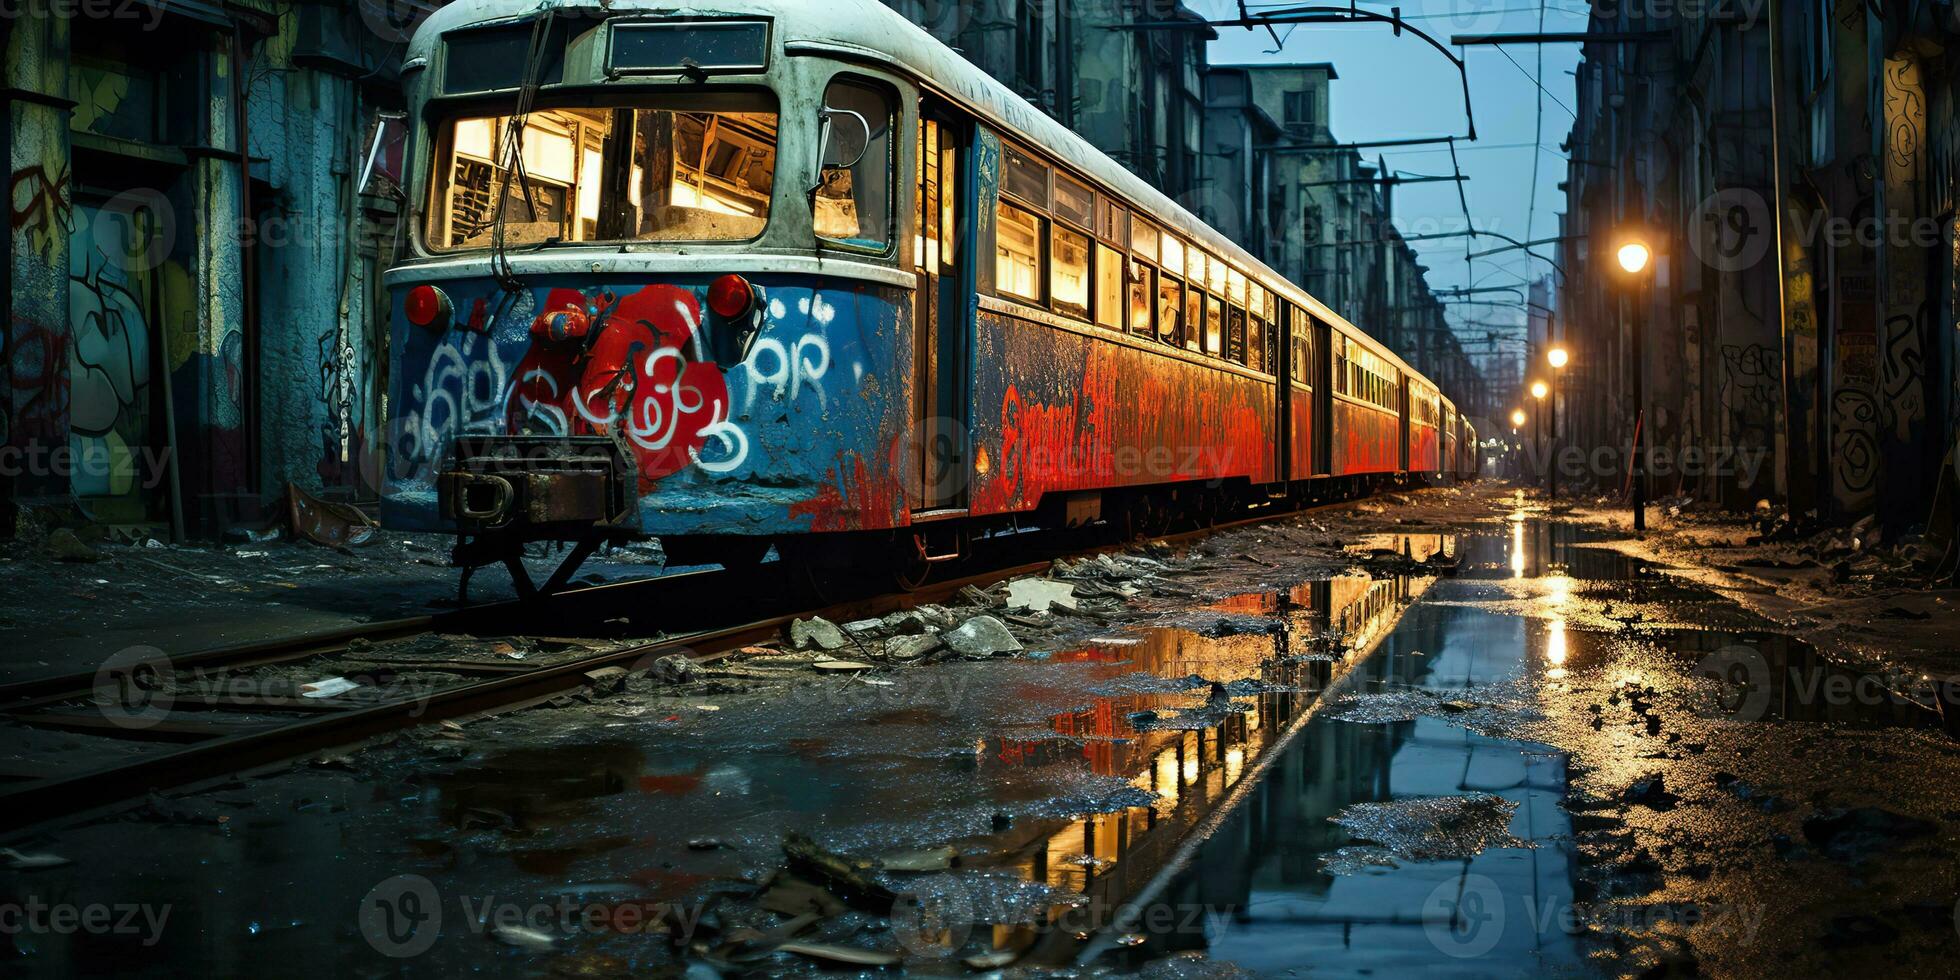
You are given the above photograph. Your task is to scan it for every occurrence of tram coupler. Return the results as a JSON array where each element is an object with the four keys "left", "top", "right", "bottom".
[{"left": 439, "top": 436, "right": 637, "bottom": 603}]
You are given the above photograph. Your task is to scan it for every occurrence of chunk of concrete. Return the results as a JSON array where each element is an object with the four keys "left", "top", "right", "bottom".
[
  {"left": 45, "top": 528, "right": 100, "bottom": 563},
  {"left": 944, "top": 615, "right": 1023, "bottom": 658},
  {"left": 789, "top": 617, "right": 849, "bottom": 652},
  {"left": 880, "top": 610, "right": 931, "bottom": 635},
  {"left": 1004, "top": 577, "right": 1079, "bottom": 614},
  {"left": 883, "top": 634, "right": 943, "bottom": 661}
]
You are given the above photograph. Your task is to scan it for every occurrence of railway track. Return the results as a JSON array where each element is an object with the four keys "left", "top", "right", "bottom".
[{"left": 0, "top": 495, "right": 1392, "bottom": 835}]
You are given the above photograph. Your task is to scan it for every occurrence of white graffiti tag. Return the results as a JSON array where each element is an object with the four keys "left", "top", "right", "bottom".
[{"left": 741, "top": 334, "right": 831, "bottom": 413}]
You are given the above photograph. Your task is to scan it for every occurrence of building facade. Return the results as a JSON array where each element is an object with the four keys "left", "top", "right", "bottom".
[
  {"left": 4, "top": 1, "right": 415, "bottom": 539},
  {"left": 1556, "top": 0, "right": 1959, "bottom": 530}
]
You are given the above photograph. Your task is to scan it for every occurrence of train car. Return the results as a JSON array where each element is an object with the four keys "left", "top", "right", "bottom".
[
  {"left": 380, "top": 0, "right": 1471, "bottom": 594},
  {"left": 1440, "top": 396, "right": 1459, "bottom": 481},
  {"left": 1458, "top": 417, "right": 1481, "bottom": 479},
  {"left": 1406, "top": 375, "right": 1442, "bottom": 477},
  {"left": 1326, "top": 326, "right": 1402, "bottom": 479}
]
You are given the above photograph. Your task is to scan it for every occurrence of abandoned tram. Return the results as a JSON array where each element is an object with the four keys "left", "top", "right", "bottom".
[{"left": 379, "top": 0, "right": 1478, "bottom": 595}]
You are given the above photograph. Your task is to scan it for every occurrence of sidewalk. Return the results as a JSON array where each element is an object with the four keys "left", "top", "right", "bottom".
[{"left": 1549, "top": 492, "right": 1959, "bottom": 678}]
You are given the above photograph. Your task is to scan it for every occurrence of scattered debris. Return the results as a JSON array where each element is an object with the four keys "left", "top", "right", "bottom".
[
  {"left": 776, "top": 941, "right": 900, "bottom": 967},
  {"left": 1329, "top": 794, "right": 1534, "bottom": 862},
  {"left": 44, "top": 528, "right": 101, "bottom": 563},
  {"left": 811, "top": 660, "right": 876, "bottom": 673},
  {"left": 0, "top": 847, "right": 71, "bottom": 870},
  {"left": 876, "top": 844, "right": 958, "bottom": 872},
  {"left": 489, "top": 923, "right": 557, "bottom": 951},
  {"left": 298, "top": 677, "right": 361, "bottom": 699},
  {"left": 943, "top": 615, "right": 1023, "bottom": 658},
  {"left": 1005, "top": 577, "right": 1079, "bottom": 613},
  {"left": 788, "top": 617, "right": 849, "bottom": 652}
]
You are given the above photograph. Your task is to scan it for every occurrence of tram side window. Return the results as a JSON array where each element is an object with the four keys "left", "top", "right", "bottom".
[
  {"left": 1204, "top": 293, "right": 1223, "bottom": 357},
  {"left": 1052, "top": 225, "right": 1091, "bottom": 320},
  {"left": 1096, "top": 242, "right": 1125, "bottom": 330},
  {"left": 995, "top": 201, "right": 1043, "bottom": 302},
  {"left": 1184, "top": 283, "right": 1204, "bottom": 353},
  {"left": 1127, "top": 256, "right": 1154, "bottom": 337},
  {"left": 816, "top": 79, "right": 895, "bottom": 250},
  {"left": 1157, "top": 276, "right": 1182, "bottom": 346},
  {"left": 1247, "top": 312, "right": 1264, "bottom": 373}
]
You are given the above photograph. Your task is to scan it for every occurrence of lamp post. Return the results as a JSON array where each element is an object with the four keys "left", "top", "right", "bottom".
[
  {"left": 1546, "top": 346, "right": 1568, "bottom": 499},
  {"left": 1530, "top": 380, "right": 1549, "bottom": 493},
  {"left": 1614, "top": 235, "right": 1653, "bottom": 531}
]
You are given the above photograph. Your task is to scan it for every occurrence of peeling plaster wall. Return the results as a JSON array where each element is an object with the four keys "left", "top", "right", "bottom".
[
  {"left": 244, "top": 13, "right": 382, "bottom": 502},
  {"left": 6, "top": 19, "right": 75, "bottom": 499}
]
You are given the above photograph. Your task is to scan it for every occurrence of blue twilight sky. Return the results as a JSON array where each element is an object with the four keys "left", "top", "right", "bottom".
[{"left": 1191, "top": 0, "right": 1589, "bottom": 360}]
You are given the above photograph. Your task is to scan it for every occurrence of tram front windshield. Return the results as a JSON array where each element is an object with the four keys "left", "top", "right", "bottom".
[{"left": 425, "top": 96, "right": 779, "bottom": 251}]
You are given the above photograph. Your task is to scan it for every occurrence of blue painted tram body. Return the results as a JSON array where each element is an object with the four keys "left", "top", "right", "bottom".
[{"left": 379, "top": 0, "right": 1479, "bottom": 578}]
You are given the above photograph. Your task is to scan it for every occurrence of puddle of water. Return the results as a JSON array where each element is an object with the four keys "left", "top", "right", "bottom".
[{"left": 1096, "top": 531, "right": 1589, "bottom": 975}]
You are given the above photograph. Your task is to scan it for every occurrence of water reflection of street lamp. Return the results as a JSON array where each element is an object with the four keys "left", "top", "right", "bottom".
[
  {"left": 1546, "top": 347, "right": 1568, "bottom": 499},
  {"left": 1614, "top": 232, "right": 1655, "bottom": 531}
]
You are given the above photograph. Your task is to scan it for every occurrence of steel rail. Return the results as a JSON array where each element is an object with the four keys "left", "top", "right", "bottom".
[{"left": 0, "top": 490, "right": 1421, "bottom": 834}]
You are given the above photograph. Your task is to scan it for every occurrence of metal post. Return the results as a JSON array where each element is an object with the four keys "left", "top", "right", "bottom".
[
  {"left": 1632, "top": 292, "right": 1646, "bottom": 531},
  {"left": 1549, "top": 375, "right": 1560, "bottom": 500}
]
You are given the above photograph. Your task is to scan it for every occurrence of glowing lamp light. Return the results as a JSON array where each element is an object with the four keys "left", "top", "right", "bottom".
[
  {"left": 1548, "top": 347, "right": 1569, "bottom": 369},
  {"left": 1510, "top": 409, "right": 1527, "bottom": 428},
  {"left": 1531, "top": 381, "right": 1549, "bottom": 400},
  {"left": 405, "top": 284, "right": 451, "bottom": 331},
  {"left": 707, "top": 273, "right": 755, "bottom": 318},
  {"left": 1616, "top": 240, "right": 1652, "bottom": 275}
]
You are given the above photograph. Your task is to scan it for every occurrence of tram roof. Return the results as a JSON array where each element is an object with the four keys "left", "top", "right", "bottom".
[{"left": 408, "top": 0, "right": 1428, "bottom": 383}]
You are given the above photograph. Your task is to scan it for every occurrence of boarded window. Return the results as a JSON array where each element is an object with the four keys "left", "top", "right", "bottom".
[
  {"left": 1052, "top": 225, "right": 1091, "bottom": 319},
  {"left": 1096, "top": 243, "right": 1125, "bottom": 329},
  {"left": 995, "top": 200, "right": 1042, "bottom": 302}
]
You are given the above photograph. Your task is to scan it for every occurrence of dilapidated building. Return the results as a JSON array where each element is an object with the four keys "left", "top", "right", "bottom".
[
  {"left": 1556, "top": 0, "right": 1960, "bottom": 530},
  {"left": 4, "top": 0, "right": 416, "bottom": 538}
]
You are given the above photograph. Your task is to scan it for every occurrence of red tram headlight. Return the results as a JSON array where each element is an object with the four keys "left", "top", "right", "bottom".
[
  {"left": 707, "top": 274, "right": 754, "bottom": 319},
  {"left": 405, "top": 284, "right": 451, "bottom": 331}
]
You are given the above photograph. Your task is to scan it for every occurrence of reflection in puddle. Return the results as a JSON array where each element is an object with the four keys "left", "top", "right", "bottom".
[
  {"left": 1098, "top": 530, "right": 1589, "bottom": 974},
  {"left": 945, "top": 573, "right": 1441, "bottom": 966}
]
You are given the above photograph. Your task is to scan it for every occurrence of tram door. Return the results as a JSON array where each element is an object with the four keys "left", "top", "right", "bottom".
[{"left": 912, "top": 104, "right": 970, "bottom": 511}]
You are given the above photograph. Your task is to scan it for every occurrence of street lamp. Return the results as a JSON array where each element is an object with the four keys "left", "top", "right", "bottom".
[
  {"left": 1546, "top": 347, "right": 1568, "bottom": 498},
  {"left": 1613, "top": 231, "right": 1655, "bottom": 531}
]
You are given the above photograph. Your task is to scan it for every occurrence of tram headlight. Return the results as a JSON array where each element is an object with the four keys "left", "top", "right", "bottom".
[
  {"left": 405, "top": 284, "right": 452, "bottom": 332},
  {"left": 707, "top": 273, "right": 756, "bottom": 319}
]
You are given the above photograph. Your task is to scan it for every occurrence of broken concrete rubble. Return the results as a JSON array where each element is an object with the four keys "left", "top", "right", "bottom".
[
  {"left": 787, "top": 617, "right": 849, "bottom": 652},
  {"left": 1004, "top": 577, "right": 1079, "bottom": 613},
  {"left": 943, "top": 615, "right": 1023, "bottom": 658}
]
